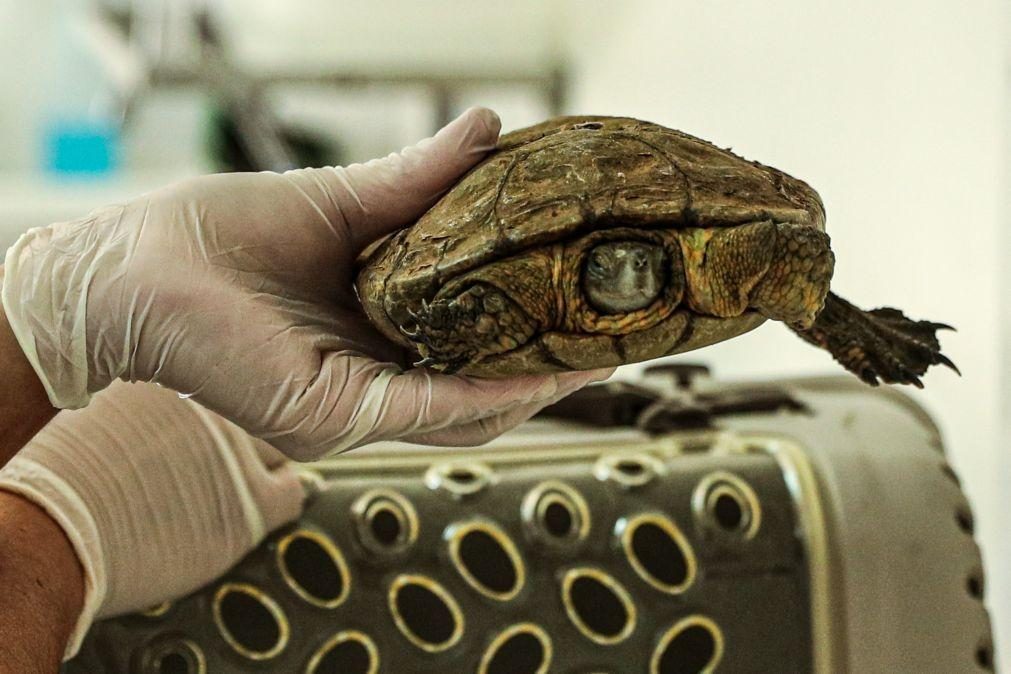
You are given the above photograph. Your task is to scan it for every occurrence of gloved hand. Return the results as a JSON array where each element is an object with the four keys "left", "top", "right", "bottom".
[
  {"left": 2, "top": 108, "right": 611, "bottom": 460},
  {"left": 0, "top": 379, "right": 307, "bottom": 660}
]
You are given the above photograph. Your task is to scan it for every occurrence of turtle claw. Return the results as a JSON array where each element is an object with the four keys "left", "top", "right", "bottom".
[
  {"left": 399, "top": 324, "right": 422, "bottom": 341},
  {"left": 792, "top": 292, "right": 957, "bottom": 387},
  {"left": 938, "top": 354, "right": 960, "bottom": 375},
  {"left": 413, "top": 356, "right": 438, "bottom": 368}
]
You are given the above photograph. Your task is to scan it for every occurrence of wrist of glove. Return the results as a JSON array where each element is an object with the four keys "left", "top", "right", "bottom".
[{"left": 0, "top": 381, "right": 306, "bottom": 659}]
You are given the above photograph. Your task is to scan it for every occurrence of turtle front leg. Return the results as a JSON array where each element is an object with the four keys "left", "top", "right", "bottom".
[
  {"left": 401, "top": 283, "right": 540, "bottom": 373},
  {"left": 789, "top": 292, "right": 958, "bottom": 387}
]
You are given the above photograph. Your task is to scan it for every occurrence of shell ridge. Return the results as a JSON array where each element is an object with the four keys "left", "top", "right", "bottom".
[
  {"left": 610, "top": 132, "right": 696, "bottom": 225},
  {"left": 610, "top": 334, "right": 628, "bottom": 361},
  {"left": 490, "top": 151, "right": 525, "bottom": 254},
  {"left": 764, "top": 166, "right": 807, "bottom": 214},
  {"left": 665, "top": 313, "right": 696, "bottom": 354},
  {"left": 380, "top": 230, "right": 412, "bottom": 339},
  {"left": 550, "top": 244, "right": 566, "bottom": 329}
]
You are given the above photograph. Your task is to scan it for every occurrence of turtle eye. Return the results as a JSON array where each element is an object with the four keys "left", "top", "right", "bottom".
[{"left": 588, "top": 252, "right": 608, "bottom": 275}]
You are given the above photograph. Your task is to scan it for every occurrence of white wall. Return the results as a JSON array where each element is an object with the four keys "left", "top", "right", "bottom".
[
  {"left": 0, "top": 3, "right": 59, "bottom": 172},
  {"left": 561, "top": 0, "right": 1007, "bottom": 667},
  {"left": 218, "top": 0, "right": 563, "bottom": 74}
]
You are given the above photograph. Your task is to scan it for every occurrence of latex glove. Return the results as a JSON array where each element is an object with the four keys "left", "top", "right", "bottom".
[
  {"left": 0, "top": 379, "right": 307, "bottom": 659},
  {"left": 2, "top": 108, "right": 611, "bottom": 460}
]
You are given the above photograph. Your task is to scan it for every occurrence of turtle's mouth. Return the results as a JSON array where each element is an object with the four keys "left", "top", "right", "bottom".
[{"left": 582, "top": 241, "right": 670, "bottom": 315}]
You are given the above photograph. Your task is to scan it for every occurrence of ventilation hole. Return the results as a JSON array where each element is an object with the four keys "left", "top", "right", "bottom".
[
  {"left": 139, "top": 638, "right": 206, "bottom": 674},
  {"left": 522, "top": 482, "right": 590, "bottom": 550},
  {"left": 352, "top": 490, "right": 418, "bottom": 557},
  {"left": 448, "top": 469, "right": 477, "bottom": 483},
  {"left": 622, "top": 515, "right": 696, "bottom": 593},
  {"left": 389, "top": 576, "right": 463, "bottom": 652},
  {"left": 594, "top": 453, "right": 660, "bottom": 488},
  {"left": 370, "top": 508, "right": 402, "bottom": 545},
  {"left": 562, "top": 569, "right": 635, "bottom": 644},
  {"left": 450, "top": 522, "right": 524, "bottom": 600},
  {"left": 571, "top": 577, "right": 628, "bottom": 637},
  {"left": 713, "top": 493, "right": 744, "bottom": 530},
  {"left": 277, "top": 531, "right": 349, "bottom": 608},
  {"left": 967, "top": 573, "right": 984, "bottom": 599},
  {"left": 480, "top": 625, "right": 552, "bottom": 674},
  {"left": 311, "top": 641, "right": 371, "bottom": 673},
  {"left": 425, "top": 462, "right": 493, "bottom": 497},
  {"left": 220, "top": 591, "right": 281, "bottom": 654},
  {"left": 657, "top": 626, "right": 717, "bottom": 673},
  {"left": 459, "top": 531, "right": 518, "bottom": 594},
  {"left": 616, "top": 460, "right": 645, "bottom": 476},
  {"left": 158, "top": 653, "right": 190, "bottom": 674},
  {"left": 213, "top": 584, "right": 288, "bottom": 660},
  {"left": 306, "top": 631, "right": 379, "bottom": 674},
  {"left": 692, "top": 472, "right": 761, "bottom": 540},
  {"left": 544, "top": 501, "right": 574, "bottom": 538},
  {"left": 651, "top": 617, "right": 724, "bottom": 674},
  {"left": 398, "top": 585, "right": 454, "bottom": 642},
  {"left": 956, "top": 507, "right": 975, "bottom": 534},
  {"left": 318, "top": 641, "right": 368, "bottom": 673}
]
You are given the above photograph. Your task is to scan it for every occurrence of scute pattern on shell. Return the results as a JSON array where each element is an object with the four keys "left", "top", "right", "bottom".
[
  {"left": 357, "top": 116, "right": 824, "bottom": 351},
  {"left": 354, "top": 116, "right": 832, "bottom": 375}
]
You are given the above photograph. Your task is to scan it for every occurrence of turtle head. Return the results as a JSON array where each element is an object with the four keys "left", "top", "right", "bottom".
[
  {"left": 680, "top": 221, "right": 834, "bottom": 329},
  {"left": 583, "top": 241, "right": 670, "bottom": 314}
]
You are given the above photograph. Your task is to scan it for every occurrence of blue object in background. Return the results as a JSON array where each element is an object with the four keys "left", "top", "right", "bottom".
[
  {"left": 44, "top": 119, "right": 120, "bottom": 177},
  {"left": 43, "top": 0, "right": 122, "bottom": 180}
]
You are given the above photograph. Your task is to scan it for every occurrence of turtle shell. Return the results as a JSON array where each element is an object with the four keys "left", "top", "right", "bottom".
[{"left": 357, "top": 116, "right": 826, "bottom": 375}]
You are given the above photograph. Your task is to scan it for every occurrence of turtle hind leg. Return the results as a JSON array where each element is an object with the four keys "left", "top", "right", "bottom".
[
  {"left": 400, "top": 283, "right": 539, "bottom": 373},
  {"left": 790, "top": 292, "right": 958, "bottom": 387}
]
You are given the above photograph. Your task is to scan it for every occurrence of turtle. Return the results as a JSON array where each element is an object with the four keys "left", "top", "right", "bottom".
[{"left": 356, "top": 116, "right": 956, "bottom": 386}]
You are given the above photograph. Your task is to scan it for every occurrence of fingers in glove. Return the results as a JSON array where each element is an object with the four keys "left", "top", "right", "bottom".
[
  {"left": 0, "top": 381, "right": 307, "bottom": 629},
  {"left": 401, "top": 367, "right": 615, "bottom": 446},
  {"left": 185, "top": 400, "right": 306, "bottom": 533},
  {"left": 274, "top": 357, "right": 614, "bottom": 461},
  {"left": 323, "top": 106, "right": 501, "bottom": 254}
]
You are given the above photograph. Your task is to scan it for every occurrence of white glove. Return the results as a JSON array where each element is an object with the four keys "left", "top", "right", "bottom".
[
  {"left": 0, "top": 379, "right": 307, "bottom": 660},
  {"left": 2, "top": 108, "right": 611, "bottom": 460}
]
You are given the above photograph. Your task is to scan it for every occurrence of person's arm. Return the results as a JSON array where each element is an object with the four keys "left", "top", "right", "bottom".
[
  {"left": 0, "top": 490, "right": 83, "bottom": 674},
  {"left": 0, "top": 379, "right": 311, "bottom": 670},
  {"left": 0, "top": 267, "right": 79, "bottom": 674},
  {"left": 0, "top": 276, "right": 57, "bottom": 467}
]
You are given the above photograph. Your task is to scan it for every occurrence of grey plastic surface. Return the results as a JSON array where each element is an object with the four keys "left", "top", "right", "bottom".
[
  {"left": 62, "top": 375, "right": 993, "bottom": 673},
  {"left": 719, "top": 376, "right": 994, "bottom": 673}
]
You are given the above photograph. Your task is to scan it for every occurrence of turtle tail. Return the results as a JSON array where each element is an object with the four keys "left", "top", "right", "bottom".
[{"left": 790, "top": 292, "right": 958, "bottom": 388}]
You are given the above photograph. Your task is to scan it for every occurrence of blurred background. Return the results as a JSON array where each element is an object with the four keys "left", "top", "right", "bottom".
[{"left": 1, "top": 0, "right": 1006, "bottom": 668}]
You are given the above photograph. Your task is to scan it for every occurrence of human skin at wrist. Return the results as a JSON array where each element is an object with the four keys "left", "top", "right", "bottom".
[
  {"left": 0, "top": 265, "right": 58, "bottom": 468},
  {"left": 0, "top": 263, "right": 82, "bottom": 670},
  {"left": 0, "top": 488, "right": 84, "bottom": 673}
]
